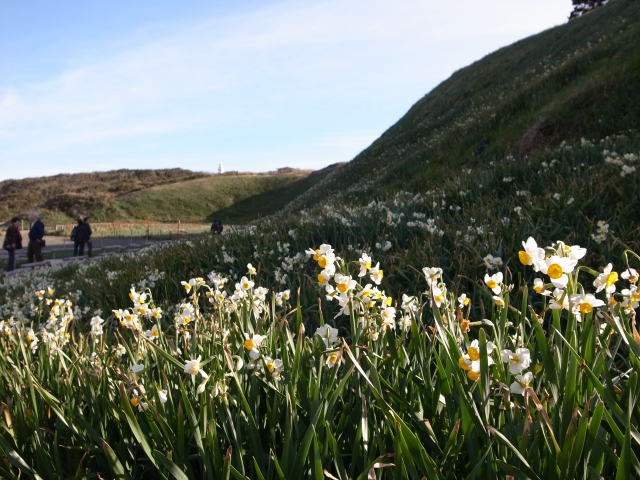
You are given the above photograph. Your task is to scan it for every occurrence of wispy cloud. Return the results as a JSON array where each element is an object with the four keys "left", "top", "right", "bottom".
[{"left": 0, "top": 0, "right": 572, "bottom": 180}]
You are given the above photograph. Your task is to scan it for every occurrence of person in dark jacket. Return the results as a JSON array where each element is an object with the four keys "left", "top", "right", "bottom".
[
  {"left": 27, "top": 211, "right": 45, "bottom": 263},
  {"left": 72, "top": 219, "right": 90, "bottom": 256},
  {"left": 84, "top": 217, "right": 93, "bottom": 257},
  {"left": 3, "top": 217, "right": 22, "bottom": 271}
]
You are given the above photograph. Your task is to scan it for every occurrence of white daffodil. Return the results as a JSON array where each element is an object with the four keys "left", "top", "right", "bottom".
[
  {"left": 519, "top": 237, "right": 545, "bottom": 271},
  {"left": 143, "top": 326, "right": 161, "bottom": 342},
  {"left": 422, "top": 267, "right": 443, "bottom": 287},
  {"left": 358, "top": 253, "right": 372, "bottom": 277},
  {"left": 621, "top": 268, "right": 639, "bottom": 283},
  {"left": 247, "top": 263, "right": 257, "bottom": 276},
  {"left": 90, "top": 316, "right": 105, "bottom": 341},
  {"left": 458, "top": 293, "right": 470, "bottom": 308},
  {"left": 510, "top": 372, "right": 533, "bottom": 395},
  {"left": 369, "top": 263, "right": 384, "bottom": 285},
  {"left": 501, "top": 348, "right": 531, "bottom": 374},
  {"left": 130, "top": 389, "right": 149, "bottom": 411},
  {"left": 620, "top": 286, "right": 640, "bottom": 313},
  {"left": 263, "top": 356, "right": 284, "bottom": 380},
  {"left": 430, "top": 286, "right": 446, "bottom": 308},
  {"left": 243, "top": 333, "right": 266, "bottom": 360},
  {"left": 158, "top": 390, "right": 168, "bottom": 404},
  {"left": 459, "top": 339, "right": 495, "bottom": 381},
  {"left": 549, "top": 289, "right": 568, "bottom": 310},
  {"left": 325, "top": 351, "right": 344, "bottom": 368},
  {"left": 238, "top": 276, "right": 255, "bottom": 291},
  {"left": 317, "top": 264, "right": 336, "bottom": 285},
  {"left": 184, "top": 356, "right": 209, "bottom": 379},
  {"left": 180, "top": 279, "right": 198, "bottom": 294},
  {"left": 493, "top": 296, "right": 505, "bottom": 308},
  {"left": 315, "top": 325, "right": 339, "bottom": 348},
  {"left": 381, "top": 306, "right": 397, "bottom": 331},
  {"left": 541, "top": 255, "right": 577, "bottom": 289},
  {"left": 569, "top": 293, "right": 605, "bottom": 321},
  {"left": 334, "top": 274, "right": 356, "bottom": 294},
  {"left": 401, "top": 294, "right": 418, "bottom": 314},
  {"left": 556, "top": 241, "right": 587, "bottom": 262},
  {"left": 593, "top": 263, "right": 618, "bottom": 294},
  {"left": 484, "top": 272, "right": 503, "bottom": 295},
  {"left": 483, "top": 254, "right": 494, "bottom": 269},
  {"left": 533, "top": 278, "right": 551, "bottom": 296}
]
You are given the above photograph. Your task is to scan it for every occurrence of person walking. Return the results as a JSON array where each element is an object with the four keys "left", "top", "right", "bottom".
[
  {"left": 73, "top": 219, "right": 90, "bottom": 256},
  {"left": 84, "top": 217, "right": 93, "bottom": 257},
  {"left": 3, "top": 217, "right": 23, "bottom": 271},
  {"left": 27, "top": 211, "right": 45, "bottom": 263}
]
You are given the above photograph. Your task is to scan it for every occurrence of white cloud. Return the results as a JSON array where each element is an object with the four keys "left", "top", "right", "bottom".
[{"left": 0, "top": 0, "right": 572, "bottom": 180}]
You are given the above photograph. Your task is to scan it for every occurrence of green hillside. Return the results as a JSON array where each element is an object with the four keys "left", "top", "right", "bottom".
[
  {"left": 287, "top": 0, "right": 640, "bottom": 210},
  {"left": 0, "top": 167, "right": 339, "bottom": 225}
]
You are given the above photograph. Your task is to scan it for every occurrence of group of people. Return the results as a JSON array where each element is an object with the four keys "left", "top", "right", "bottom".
[
  {"left": 2, "top": 211, "right": 45, "bottom": 271},
  {"left": 71, "top": 217, "right": 93, "bottom": 257},
  {"left": 2, "top": 212, "right": 93, "bottom": 272}
]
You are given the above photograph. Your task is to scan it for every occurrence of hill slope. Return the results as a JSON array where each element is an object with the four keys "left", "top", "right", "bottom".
[
  {"left": 286, "top": 0, "right": 640, "bottom": 210},
  {"left": 0, "top": 167, "right": 340, "bottom": 224},
  {"left": 111, "top": 166, "right": 341, "bottom": 223}
]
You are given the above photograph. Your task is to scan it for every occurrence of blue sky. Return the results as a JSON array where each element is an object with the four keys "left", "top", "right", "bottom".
[{"left": 0, "top": 0, "right": 573, "bottom": 181}]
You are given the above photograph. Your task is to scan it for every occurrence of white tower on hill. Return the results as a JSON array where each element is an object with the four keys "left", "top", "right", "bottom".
[{"left": 218, "top": 163, "right": 224, "bottom": 174}]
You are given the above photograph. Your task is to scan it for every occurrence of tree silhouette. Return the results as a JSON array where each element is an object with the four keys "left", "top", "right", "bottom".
[{"left": 570, "top": 0, "right": 608, "bottom": 20}]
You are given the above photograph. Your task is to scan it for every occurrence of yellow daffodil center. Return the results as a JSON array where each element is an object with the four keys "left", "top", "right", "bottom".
[
  {"left": 435, "top": 295, "right": 444, "bottom": 304},
  {"left": 152, "top": 329, "right": 159, "bottom": 337},
  {"left": 518, "top": 251, "right": 531, "bottom": 265},
  {"left": 365, "top": 262, "right": 371, "bottom": 269},
  {"left": 509, "top": 354, "right": 520, "bottom": 365},
  {"left": 318, "top": 274, "right": 326, "bottom": 284},
  {"left": 606, "top": 272, "right": 618, "bottom": 287},
  {"left": 266, "top": 362, "right": 275, "bottom": 372},
  {"left": 534, "top": 285, "right": 545, "bottom": 294},
  {"left": 579, "top": 302, "right": 592, "bottom": 315},
  {"left": 467, "top": 371, "right": 480, "bottom": 381},
  {"left": 377, "top": 270, "right": 384, "bottom": 279},
  {"left": 318, "top": 257, "right": 328, "bottom": 268},
  {"left": 463, "top": 298, "right": 470, "bottom": 306},
  {"left": 130, "top": 397, "right": 139, "bottom": 407},
  {"left": 244, "top": 339, "right": 255, "bottom": 350},
  {"left": 385, "top": 297, "right": 392, "bottom": 306},
  {"left": 337, "top": 283, "right": 348, "bottom": 293},
  {"left": 26, "top": 334, "right": 33, "bottom": 341},
  {"left": 362, "top": 289, "right": 372, "bottom": 297},
  {"left": 458, "top": 357, "right": 471, "bottom": 370},
  {"left": 548, "top": 264, "right": 563, "bottom": 279},
  {"left": 467, "top": 347, "right": 480, "bottom": 361},
  {"left": 243, "top": 282, "right": 250, "bottom": 289},
  {"left": 313, "top": 249, "right": 320, "bottom": 261},
  {"left": 184, "top": 284, "right": 191, "bottom": 292},
  {"left": 329, "top": 354, "right": 338, "bottom": 363},
  {"left": 486, "top": 280, "right": 497, "bottom": 289},
  {"left": 129, "top": 293, "right": 135, "bottom": 300}
]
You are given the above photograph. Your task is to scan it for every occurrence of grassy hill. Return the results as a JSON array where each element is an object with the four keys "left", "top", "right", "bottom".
[
  {"left": 286, "top": 0, "right": 640, "bottom": 211},
  {"left": 0, "top": 167, "right": 340, "bottom": 225}
]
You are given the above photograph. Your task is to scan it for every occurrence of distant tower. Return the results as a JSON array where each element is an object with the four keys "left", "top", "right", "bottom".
[{"left": 218, "top": 163, "right": 224, "bottom": 175}]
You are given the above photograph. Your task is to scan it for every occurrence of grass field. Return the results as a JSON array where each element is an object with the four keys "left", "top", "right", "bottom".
[{"left": 1, "top": 1, "right": 640, "bottom": 478}]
